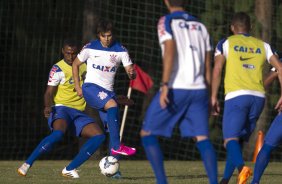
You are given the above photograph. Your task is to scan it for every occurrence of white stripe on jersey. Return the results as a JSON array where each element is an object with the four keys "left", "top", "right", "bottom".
[
  {"left": 158, "top": 11, "right": 212, "bottom": 90},
  {"left": 77, "top": 40, "right": 132, "bottom": 91}
]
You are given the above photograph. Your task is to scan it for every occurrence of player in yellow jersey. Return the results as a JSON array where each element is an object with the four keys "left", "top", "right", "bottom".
[
  {"left": 211, "top": 12, "right": 282, "bottom": 184},
  {"left": 17, "top": 39, "right": 105, "bottom": 178}
]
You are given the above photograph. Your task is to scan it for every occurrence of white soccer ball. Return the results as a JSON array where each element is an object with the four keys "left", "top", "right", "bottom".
[{"left": 99, "top": 156, "right": 119, "bottom": 177}]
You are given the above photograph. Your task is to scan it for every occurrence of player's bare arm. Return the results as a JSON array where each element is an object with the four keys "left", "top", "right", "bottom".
[
  {"left": 269, "top": 55, "right": 282, "bottom": 111},
  {"left": 205, "top": 51, "right": 212, "bottom": 88},
  {"left": 125, "top": 64, "right": 136, "bottom": 80},
  {"left": 264, "top": 71, "right": 277, "bottom": 90},
  {"left": 43, "top": 86, "right": 57, "bottom": 118},
  {"left": 211, "top": 54, "right": 225, "bottom": 115},
  {"left": 72, "top": 57, "right": 83, "bottom": 97},
  {"left": 160, "top": 39, "right": 175, "bottom": 109}
]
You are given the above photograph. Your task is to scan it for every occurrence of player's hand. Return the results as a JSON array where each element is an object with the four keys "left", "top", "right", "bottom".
[
  {"left": 75, "top": 87, "right": 83, "bottom": 97},
  {"left": 275, "top": 96, "right": 282, "bottom": 112},
  {"left": 160, "top": 85, "right": 169, "bottom": 109},
  {"left": 44, "top": 106, "right": 52, "bottom": 118},
  {"left": 211, "top": 97, "right": 220, "bottom": 116},
  {"left": 127, "top": 67, "right": 136, "bottom": 80}
]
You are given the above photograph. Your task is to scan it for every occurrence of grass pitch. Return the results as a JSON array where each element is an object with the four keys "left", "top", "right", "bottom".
[{"left": 1, "top": 160, "right": 282, "bottom": 184}]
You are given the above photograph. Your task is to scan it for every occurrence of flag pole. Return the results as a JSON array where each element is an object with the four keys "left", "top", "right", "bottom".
[{"left": 120, "top": 86, "right": 132, "bottom": 142}]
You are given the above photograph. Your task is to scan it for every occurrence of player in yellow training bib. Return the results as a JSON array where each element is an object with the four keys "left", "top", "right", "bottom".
[
  {"left": 18, "top": 39, "right": 105, "bottom": 178},
  {"left": 211, "top": 12, "right": 282, "bottom": 184}
]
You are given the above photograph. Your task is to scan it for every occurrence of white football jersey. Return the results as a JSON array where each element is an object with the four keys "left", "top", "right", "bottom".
[
  {"left": 158, "top": 11, "right": 212, "bottom": 89},
  {"left": 77, "top": 40, "right": 132, "bottom": 91}
]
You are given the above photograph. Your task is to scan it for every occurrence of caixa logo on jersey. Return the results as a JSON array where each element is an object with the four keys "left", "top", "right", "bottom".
[
  {"left": 92, "top": 64, "right": 116, "bottom": 73},
  {"left": 179, "top": 22, "right": 202, "bottom": 31},
  {"left": 234, "top": 46, "right": 262, "bottom": 54}
]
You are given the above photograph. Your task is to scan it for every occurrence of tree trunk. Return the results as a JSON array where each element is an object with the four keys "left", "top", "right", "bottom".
[{"left": 79, "top": 0, "right": 103, "bottom": 159}]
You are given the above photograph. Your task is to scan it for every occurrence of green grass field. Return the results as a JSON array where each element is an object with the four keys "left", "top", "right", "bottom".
[{"left": 1, "top": 160, "right": 282, "bottom": 184}]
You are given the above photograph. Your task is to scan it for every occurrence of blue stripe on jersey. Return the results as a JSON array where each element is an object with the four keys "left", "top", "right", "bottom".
[
  {"left": 216, "top": 38, "right": 227, "bottom": 54},
  {"left": 164, "top": 11, "right": 199, "bottom": 36},
  {"left": 84, "top": 40, "right": 127, "bottom": 52},
  {"left": 51, "top": 65, "right": 62, "bottom": 72}
]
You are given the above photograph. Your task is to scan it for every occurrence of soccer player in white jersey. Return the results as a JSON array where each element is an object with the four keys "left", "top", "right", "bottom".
[
  {"left": 211, "top": 12, "right": 282, "bottom": 184},
  {"left": 17, "top": 39, "right": 105, "bottom": 178},
  {"left": 140, "top": 0, "right": 218, "bottom": 184},
  {"left": 72, "top": 19, "right": 136, "bottom": 160}
]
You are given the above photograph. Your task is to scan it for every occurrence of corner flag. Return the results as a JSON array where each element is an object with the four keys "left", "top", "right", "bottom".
[{"left": 129, "top": 64, "right": 153, "bottom": 94}]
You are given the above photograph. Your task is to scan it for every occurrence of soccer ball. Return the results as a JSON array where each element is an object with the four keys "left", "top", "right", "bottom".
[{"left": 99, "top": 156, "right": 119, "bottom": 177}]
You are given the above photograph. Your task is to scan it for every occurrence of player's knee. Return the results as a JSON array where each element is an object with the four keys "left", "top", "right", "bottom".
[
  {"left": 224, "top": 138, "right": 239, "bottom": 148},
  {"left": 140, "top": 129, "right": 151, "bottom": 137},
  {"left": 195, "top": 135, "right": 208, "bottom": 142},
  {"left": 105, "top": 99, "right": 118, "bottom": 110},
  {"left": 50, "top": 130, "right": 64, "bottom": 143}
]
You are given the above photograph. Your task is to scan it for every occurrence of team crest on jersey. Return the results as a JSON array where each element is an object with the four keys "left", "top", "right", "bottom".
[
  {"left": 109, "top": 54, "right": 117, "bottom": 63},
  {"left": 97, "top": 91, "right": 108, "bottom": 100}
]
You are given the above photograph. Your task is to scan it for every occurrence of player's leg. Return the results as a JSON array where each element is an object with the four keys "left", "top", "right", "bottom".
[
  {"left": 222, "top": 96, "right": 264, "bottom": 184},
  {"left": 251, "top": 113, "right": 282, "bottom": 183},
  {"left": 250, "top": 144, "right": 274, "bottom": 184},
  {"left": 184, "top": 89, "right": 218, "bottom": 184},
  {"left": 141, "top": 91, "right": 171, "bottom": 184},
  {"left": 82, "top": 83, "right": 135, "bottom": 156},
  {"left": 141, "top": 90, "right": 187, "bottom": 184},
  {"left": 104, "top": 99, "right": 136, "bottom": 156},
  {"left": 18, "top": 119, "right": 67, "bottom": 176},
  {"left": 98, "top": 110, "right": 122, "bottom": 178},
  {"left": 220, "top": 139, "right": 244, "bottom": 184},
  {"left": 63, "top": 111, "right": 105, "bottom": 178}
]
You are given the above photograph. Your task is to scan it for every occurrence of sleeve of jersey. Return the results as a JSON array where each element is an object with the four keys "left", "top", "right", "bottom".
[
  {"left": 264, "top": 42, "right": 275, "bottom": 63},
  {"left": 121, "top": 51, "right": 133, "bottom": 67},
  {"left": 157, "top": 16, "right": 172, "bottom": 44},
  {"left": 77, "top": 47, "right": 89, "bottom": 63},
  {"left": 204, "top": 29, "right": 212, "bottom": 52},
  {"left": 214, "top": 38, "right": 227, "bottom": 57},
  {"left": 47, "top": 65, "right": 63, "bottom": 86}
]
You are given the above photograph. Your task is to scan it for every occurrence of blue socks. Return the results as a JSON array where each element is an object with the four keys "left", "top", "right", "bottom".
[
  {"left": 107, "top": 107, "right": 120, "bottom": 150},
  {"left": 66, "top": 134, "right": 105, "bottom": 170},
  {"left": 26, "top": 130, "right": 64, "bottom": 166},
  {"left": 196, "top": 139, "right": 218, "bottom": 184},
  {"left": 108, "top": 135, "right": 120, "bottom": 160},
  {"left": 221, "top": 157, "right": 236, "bottom": 182},
  {"left": 226, "top": 140, "right": 244, "bottom": 169},
  {"left": 251, "top": 144, "right": 274, "bottom": 184},
  {"left": 142, "top": 135, "right": 167, "bottom": 184}
]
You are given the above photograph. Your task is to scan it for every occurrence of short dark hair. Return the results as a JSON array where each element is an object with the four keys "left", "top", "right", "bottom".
[
  {"left": 96, "top": 19, "right": 114, "bottom": 35},
  {"left": 62, "top": 39, "right": 79, "bottom": 48},
  {"left": 167, "top": 0, "right": 184, "bottom": 7},
  {"left": 231, "top": 12, "right": 251, "bottom": 31}
]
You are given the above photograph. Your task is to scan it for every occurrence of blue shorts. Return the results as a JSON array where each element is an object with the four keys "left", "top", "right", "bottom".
[
  {"left": 142, "top": 89, "right": 209, "bottom": 138},
  {"left": 48, "top": 106, "right": 95, "bottom": 137},
  {"left": 222, "top": 95, "right": 265, "bottom": 140},
  {"left": 265, "top": 113, "right": 282, "bottom": 147},
  {"left": 82, "top": 83, "right": 116, "bottom": 110}
]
